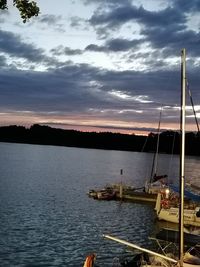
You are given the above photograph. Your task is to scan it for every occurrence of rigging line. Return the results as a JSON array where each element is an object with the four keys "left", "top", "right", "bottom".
[
  {"left": 168, "top": 131, "right": 176, "bottom": 182},
  {"left": 154, "top": 106, "right": 163, "bottom": 175},
  {"left": 150, "top": 105, "right": 163, "bottom": 182},
  {"left": 186, "top": 79, "right": 200, "bottom": 133},
  {"left": 141, "top": 134, "right": 149, "bottom": 152}
]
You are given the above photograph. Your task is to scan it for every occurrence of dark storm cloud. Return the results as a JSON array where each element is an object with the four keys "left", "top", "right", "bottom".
[
  {"left": 85, "top": 38, "right": 142, "bottom": 52},
  {"left": 0, "top": 29, "right": 47, "bottom": 62},
  {"left": 51, "top": 45, "right": 83, "bottom": 56},
  {"left": 0, "top": 50, "right": 199, "bottom": 128},
  {"left": 0, "top": 61, "right": 189, "bottom": 118},
  {"left": 0, "top": 63, "right": 104, "bottom": 112},
  {"left": 0, "top": 29, "right": 62, "bottom": 69},
  {"left": 1, "top": 0, "right": 200, "bottom": 131},
  {"left": 172, "top": 0, "right": 200, "bottom": 12},
  {"left": 142, "top": 27, "right": 200, "bottom": 57},
  {"left": 86, "top": 0, "right": 200, "bottom": 58},
  {"left": 70, "top": 16, "right": 89, "bottom": 30},
  {"left": 89, "top": 4, "right": 185, "bottom": 31},
  {"left": 0, "top": 55, "right": 7, "bottom": 67},
  {"left": 51, "top": 37, "right": 142, "bottom": 57},
  {"left": 85, "top": 44, "right": 105, "bottom": 52}
]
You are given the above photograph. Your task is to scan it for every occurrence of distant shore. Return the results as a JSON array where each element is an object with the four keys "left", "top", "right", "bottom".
[{"left": 0, "top": 124, "right": 200, "bottom": 156}]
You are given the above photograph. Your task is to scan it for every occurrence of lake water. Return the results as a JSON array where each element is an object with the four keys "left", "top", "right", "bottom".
[{"left": 0, "top": 142, "right": 199, "bottom": 266}]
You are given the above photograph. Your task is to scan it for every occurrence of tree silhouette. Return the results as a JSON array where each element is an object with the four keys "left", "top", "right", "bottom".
[{"left": 0, "top": 0, "right": 39, "bottom": 23}]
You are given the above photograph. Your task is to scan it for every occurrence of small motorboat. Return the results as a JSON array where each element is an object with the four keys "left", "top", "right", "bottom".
[
  {"left": 87, "top": 186, "right": 116, "bottom": 200},
  {"left": 96, "top": 189, "right": 116, "bottom": 200}
]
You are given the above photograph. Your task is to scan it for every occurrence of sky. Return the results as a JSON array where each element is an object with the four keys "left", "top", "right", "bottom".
[{"left": 0, "top": 0, "right": 200, "bottom": 135}]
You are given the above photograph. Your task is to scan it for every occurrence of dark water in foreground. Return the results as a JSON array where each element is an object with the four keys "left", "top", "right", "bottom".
[{"left": 0, "top": 142, "right": 199, "bottom": 266}]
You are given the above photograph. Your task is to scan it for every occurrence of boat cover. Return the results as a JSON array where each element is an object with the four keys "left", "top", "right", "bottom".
[{"left": 169, "top": 185, "right": 200, "bottom": 202}]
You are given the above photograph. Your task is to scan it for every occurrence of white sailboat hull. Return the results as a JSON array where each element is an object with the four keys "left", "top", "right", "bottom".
[{"left": 158, "top": 207, "right": 200, "bottom": 227}]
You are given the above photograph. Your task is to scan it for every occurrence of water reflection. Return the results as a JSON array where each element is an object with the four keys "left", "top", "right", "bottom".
[{"left": 0, "top": 143, "right": 199, "bottom": 266}]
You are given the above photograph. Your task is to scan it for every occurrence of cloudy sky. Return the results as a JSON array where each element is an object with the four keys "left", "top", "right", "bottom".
[{"left": 0, "top": 0, "right": 200, "bottom": 134}]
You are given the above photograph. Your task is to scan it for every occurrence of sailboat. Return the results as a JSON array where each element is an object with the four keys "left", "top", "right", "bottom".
[
  {"left": 144, "top": 107, "right": 169, "bottom": 195},
  {"left": 103, "top": 49, "right": 200, "bottom": 267},
  {"left": 155, "top": 49, "right": 200, "bottom": 228},
  {"left": 155, "top": 191, "right": 200, "bottom": 227}
]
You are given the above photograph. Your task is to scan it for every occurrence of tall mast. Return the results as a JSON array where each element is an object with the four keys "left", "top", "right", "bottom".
[{"left": 179, "top": 48, "right": 186, "bottom": 267}]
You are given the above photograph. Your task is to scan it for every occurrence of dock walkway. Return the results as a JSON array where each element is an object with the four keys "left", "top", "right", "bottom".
[{"left": 115, "top": 190, "right": 157, "bottom": 203}]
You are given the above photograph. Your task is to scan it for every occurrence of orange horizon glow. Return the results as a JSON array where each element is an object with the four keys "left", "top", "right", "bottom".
[{"left": 0, "top": 111, "right": 198, "bottom": 136}]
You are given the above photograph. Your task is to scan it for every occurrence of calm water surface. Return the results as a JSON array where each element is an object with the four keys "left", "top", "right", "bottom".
[{"left": 0, "top": 142, "right": 199, "bottom": 266}]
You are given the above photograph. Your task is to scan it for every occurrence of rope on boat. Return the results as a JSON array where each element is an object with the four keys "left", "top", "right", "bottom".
[{"left": 186, "top": 80, "right": 200, "bottom": 133}]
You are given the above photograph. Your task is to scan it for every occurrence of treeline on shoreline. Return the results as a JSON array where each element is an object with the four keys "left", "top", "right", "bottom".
[{"left": 0, "top": 124, "right": 200, "bottom": 156}]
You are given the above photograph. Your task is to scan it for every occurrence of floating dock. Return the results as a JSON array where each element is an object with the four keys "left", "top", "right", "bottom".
[
  {"left": 115, "top": 190, "right": 157, "bottom": 203},
  {"left": 88, "top": 185, "right": 157, "bottom": 204}
]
